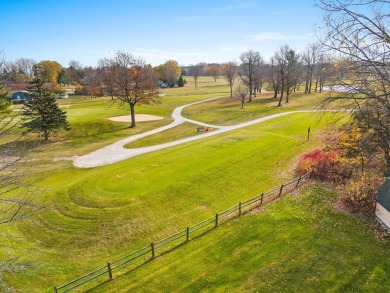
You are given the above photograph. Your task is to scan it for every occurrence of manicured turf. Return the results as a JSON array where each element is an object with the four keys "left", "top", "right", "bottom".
[
  {"left": 5, "top": 112, "right": 336, "bottom": 291},
  {"left": 182, "top": 91, "right": 328, "bottom": 126},
  {"left": 3, "top": 77, "right": 386, "bottom": 292},
  {"left": 93, "top": 184, "right": 390, "bottom": 292},
  {"left": 124, "top": 122, "right": 215, "bottom": 149}
]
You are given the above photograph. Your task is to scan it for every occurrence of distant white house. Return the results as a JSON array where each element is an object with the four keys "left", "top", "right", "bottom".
[
  {"left": 55, "top": 93, "right": 69, "bottom": 99},
  {"left": 375, "top": 176, "right": 390, "bottom": 231}
]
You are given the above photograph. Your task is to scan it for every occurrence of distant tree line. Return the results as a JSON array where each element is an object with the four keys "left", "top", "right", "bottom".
[{"left": 183, "top": 43, "right": 333, "bottom": 107}]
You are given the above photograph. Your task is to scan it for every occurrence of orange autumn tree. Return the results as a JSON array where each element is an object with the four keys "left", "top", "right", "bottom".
[{"left": 108, "top": 51, "right": 160, "bottom": 128}]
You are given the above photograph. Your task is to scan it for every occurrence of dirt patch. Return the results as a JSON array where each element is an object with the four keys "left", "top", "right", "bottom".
[{"left": 109, "top": 114, "right": 164, "bottom": 122}]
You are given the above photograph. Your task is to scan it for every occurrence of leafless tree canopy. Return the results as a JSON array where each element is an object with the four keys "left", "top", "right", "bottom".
[
  {"left": 302, "top": 43, "right": 321, "bottom": 94},
  {"left": 234, "top": 83, "right": 249, "bottom": 109},
  {"left": 272, "top": 45, "right": 301, "bottom": 106},
  {"left": 189, "top": 63, "right": 203, "bottom": 89},
  {"left": 317, "top": 0, "right": 390, "bottom": 168},
  {"left": 221, "top": 61, "right": 238, "bottom": 98},
  {"left": 239, "top": 50, "right": 264, "bottom": 102}
]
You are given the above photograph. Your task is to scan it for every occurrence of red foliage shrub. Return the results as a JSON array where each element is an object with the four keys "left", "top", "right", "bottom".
[{"left": 297, "top": 149, "right": 340, "bottom": 178}]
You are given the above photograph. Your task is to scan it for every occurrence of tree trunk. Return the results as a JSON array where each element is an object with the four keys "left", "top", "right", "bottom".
[
  {"left": 277, "top": 86, "right": 284, "bottom": 106},
  {"left": 241, "top": 99, "right": 244, "bottom": 109},
  {"left": 277, "top": 94, "right": 283, "bottom": 107},
  {"left": 285, "top": 78, "right": 289, "bottom": 103},
  {"left": 278, "top": 83, "right": 284, "bottom": 106},
  {"left": 308, "top": 72, "right": 313, "bottom": 93},
  {"left": 230, "top": 86, "right": 233, "bottom": 98},
  {"left": 273, "top": 89, "right": 277, "bottom": 99},
  {"left": 248, "top": 82, "right": 252, "bottom": 102},
  {"left": 305, "top": 73, "right": 309, "bottom": 93},
  {"left": 130, "top": 103, "right": 136, "bottom": 128},
  {"left": 44, "top": 130, "right": 49, "bottom": 141}
]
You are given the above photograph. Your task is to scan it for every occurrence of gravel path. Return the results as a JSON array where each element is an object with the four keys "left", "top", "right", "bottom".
[{"left": 73, "top": 97, "right": 316, "bottom": 168}]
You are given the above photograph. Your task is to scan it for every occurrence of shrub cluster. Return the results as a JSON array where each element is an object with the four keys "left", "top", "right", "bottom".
[
  {"left": 297, "top": 149, "right": 340, "bottom": 179},
  {"left": 338, "top": 174, "right": 383, "bottom": 215},
  {"left": 297, "top": 125, "right": 385, "bottom": 214}
]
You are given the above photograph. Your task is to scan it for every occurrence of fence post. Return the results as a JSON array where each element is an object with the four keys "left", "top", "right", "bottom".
[
  {"left": 278, "top": 184, "right": 284, "bottom": 197},
  {"left": 296, "top": 176, "right": 302, "bottom": 188},
  {"left": 151, "top": 242, "right": 155, "bottom": 258},
  {"left": 54, "top": 287, "right": 57, "bottom": 293},
  {"left": 186, "top": 227, "right": 190, "bottom": 242},
  {"left": 215, "top": 213, "right": 219, "bottom": 228},
  {"left": 107, "top": 263, "right": 113, "bottom": 281},
  {"left": 238, "top": 202, "right": 242, "bottom": 215},
  {"left": 260, "top": 193, "right": 264, "bottom": 205}
]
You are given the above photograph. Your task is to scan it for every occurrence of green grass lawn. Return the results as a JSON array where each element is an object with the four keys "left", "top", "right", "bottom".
[
  {"left": 93, "top": 184, "right": 390, "bottom": 292},
  {"left": 182, "top": 91, "right": 326, "bottom": 126},
  {"left": 17, "top": 90, "right": 230, "bottom": 170},
  {"left": 3, "top": 77, "right": 384, "bottom": 292},
  {"left": 4, "top": 112, "right": 338, "bottom": 292},
  {"left": 124, "top": 122, "right": 215, "bottom": 149}
]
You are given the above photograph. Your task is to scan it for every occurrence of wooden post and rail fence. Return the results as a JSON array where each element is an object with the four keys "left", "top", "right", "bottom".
[{"left": 53, "top": 172, "right": 313, "bottom": 293}]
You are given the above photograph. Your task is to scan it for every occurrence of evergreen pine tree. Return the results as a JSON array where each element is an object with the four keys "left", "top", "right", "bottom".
[
  {"left": 21, "top": 65, "right": 70, "bottom": 140},
  {"left": 177, "top": 75, "right": 185, "bottom": 87}
]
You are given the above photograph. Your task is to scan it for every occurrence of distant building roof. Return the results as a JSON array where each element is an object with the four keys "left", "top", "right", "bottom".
[
  {"left": 376, "top": 177, "right": 390, "bottom": 211},
  {"left": 10, "top": 91, "right": 30, "bottom": 100}
]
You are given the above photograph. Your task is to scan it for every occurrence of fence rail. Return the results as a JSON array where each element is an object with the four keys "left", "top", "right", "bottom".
[{"left": 54, "top": 172, "right": 312, "bottom": 293}]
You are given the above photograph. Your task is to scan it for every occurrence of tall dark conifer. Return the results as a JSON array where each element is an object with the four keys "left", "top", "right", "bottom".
[
  {"left": 177, "top": 75, "right": 184, "bottom": 87},
  {"left": 21, "top": 65, "right": 70, "bottom": 140}
]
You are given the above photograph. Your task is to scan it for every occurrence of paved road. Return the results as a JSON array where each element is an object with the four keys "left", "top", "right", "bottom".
[{"left": 73, "top": 97, "right": 315, "bottom": 168}]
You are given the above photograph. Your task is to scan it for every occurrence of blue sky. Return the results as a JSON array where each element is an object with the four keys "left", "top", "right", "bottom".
[{"left": 0, "top": 0, "right": 322, "bottom": 67}]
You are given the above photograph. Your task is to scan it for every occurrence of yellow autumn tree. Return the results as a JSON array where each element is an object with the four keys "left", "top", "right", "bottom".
[{"left": 38, "top": 60, "right": 62, "bottom": 83}]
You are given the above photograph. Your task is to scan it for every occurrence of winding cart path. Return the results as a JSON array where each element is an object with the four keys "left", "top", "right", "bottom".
[{"left": 73, "top": 97, "right": 316, "bottom": 168}]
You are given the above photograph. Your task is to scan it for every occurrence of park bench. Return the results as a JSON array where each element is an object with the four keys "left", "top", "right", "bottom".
[{"left": 196, "top": 126, "right": 205, "bottom": 132}]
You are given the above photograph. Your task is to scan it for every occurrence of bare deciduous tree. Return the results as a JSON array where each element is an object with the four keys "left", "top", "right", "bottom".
[
  {"left": 253, "top": 56, "right": 265, "bottom": 97},
  {"left": 314, "top": 52, "right": 332, "bottom": 93},
  {"left": 302, "top": 43, "right": 321, "bottom": 94},
  {"left": 317, "top": 0, "right": 390, "bottom": 169},
  {"left": 189, "top": 63, "right": 203, "bottom": 89},
  {"left": 98, "top": 58, "right": 116, "bottom": 100},
  {"left": 273, "top": 45, "right": 300, "bottom": 106},
  {"left": 269, "top": 57, "right": 282, "bottom": 99},
  {"left": 284, "top": 48, "right": 300, "bottom": 103},
  {"left": 234, "top": 83, "right": 249, "bottom": 109},
  {"left": 274, "top": 46, "right": 288, "bottom": 106},
  {"left": 221, "top": 61, "right": 238, "bottom": 98},
  {"left": 239, "top": 50, "right": 262, "bottom": 102}
]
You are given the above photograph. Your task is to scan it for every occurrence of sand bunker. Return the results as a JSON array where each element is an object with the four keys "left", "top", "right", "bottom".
[{"left": 109, "top": 114, "right": 164, "bottom": 122}]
